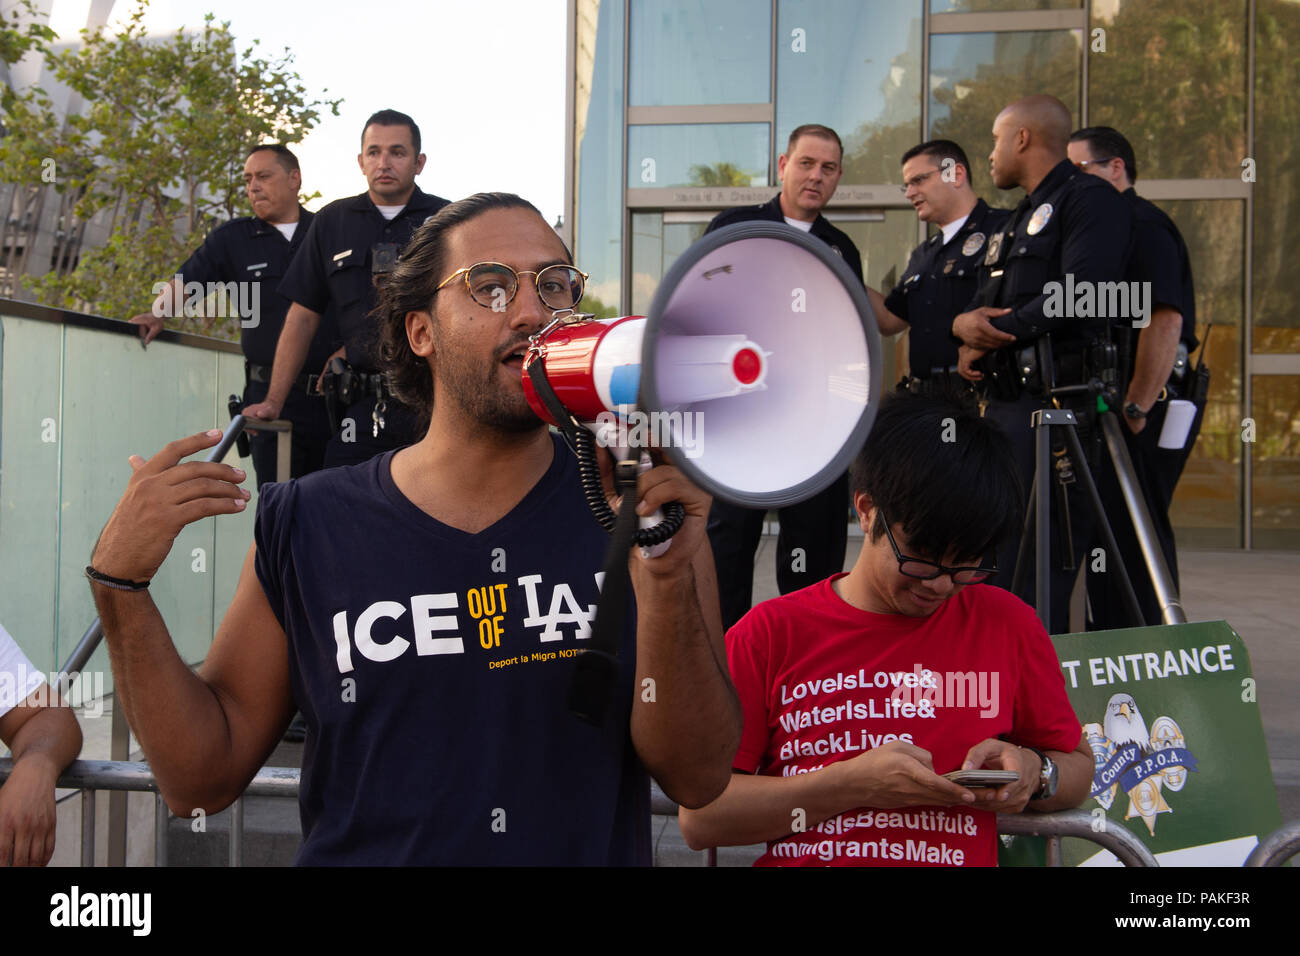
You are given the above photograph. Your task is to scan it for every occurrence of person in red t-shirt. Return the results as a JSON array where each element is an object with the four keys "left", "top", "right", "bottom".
[{"left": 679, "top": 389, "right": 1093, "bottom": 866}]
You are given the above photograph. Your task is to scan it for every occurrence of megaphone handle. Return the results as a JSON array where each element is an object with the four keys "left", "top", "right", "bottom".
[
  {"left": 633, "top": 452, "right": 671, "bottom": 559},
  {"left": 571, "top": 426, "right": 685, "bottom": 545}
]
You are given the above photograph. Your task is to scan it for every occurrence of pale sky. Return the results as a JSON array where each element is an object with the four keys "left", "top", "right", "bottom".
[{"left": 46, "top": 0, "right": 568, "bottom": 223}]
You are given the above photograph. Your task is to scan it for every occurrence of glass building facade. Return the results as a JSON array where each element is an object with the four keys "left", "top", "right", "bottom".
[{"left": 567, "top": 0, "right": 1300, "bottom": 550}]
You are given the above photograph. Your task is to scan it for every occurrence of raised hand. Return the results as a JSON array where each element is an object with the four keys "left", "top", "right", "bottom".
[{"left": 91, "top": 430, "right": 251, "bottom": 583}]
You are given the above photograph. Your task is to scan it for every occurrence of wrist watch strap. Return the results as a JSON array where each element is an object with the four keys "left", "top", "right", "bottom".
[{"left": 1024, "top": 746, "right": 1058, "bottom": 801}]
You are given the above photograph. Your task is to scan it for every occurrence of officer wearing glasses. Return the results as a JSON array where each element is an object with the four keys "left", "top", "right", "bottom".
[
  {"left": 864, "top": 140, "right": 1010, "bottom": 395},
  {"left": 680, "top": 389, "right": 1093, "bottom": 867},
  {"left": 1068, "top": 126, "right": 1201, "bottom": 629},
  {"left": 245, "top": 109, "right": 449, "bottom": 467}
]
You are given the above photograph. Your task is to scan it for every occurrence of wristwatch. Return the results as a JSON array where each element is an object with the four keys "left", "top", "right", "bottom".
[
  {"left": 1123, "top": 401, "right": 1147, "bottom": 420},
  {"left": 1024, "top": 746, "right": 1058, "bottom": 801}
]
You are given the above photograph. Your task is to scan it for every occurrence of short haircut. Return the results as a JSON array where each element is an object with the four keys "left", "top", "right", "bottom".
[
  {"left": 362, "top": 109, "right": 422, "bottom": 155},
  {"left": 246, "top": 143, "right": 299, "bottom": 174},
  {"left": 375, "top": 192, "right": 568, "bottom": 423},
  {"left": 786, "top": 123, "right": 843, "bottom": 159},
  {"left": 849, "top": 388, "right": 1023, "bottom": 563},
  {"left": 1069, "top": 126, "right": 1138, "bottom": 184},
  {"left": 900, "top": 139, "right": 971, "bottom": 182}
]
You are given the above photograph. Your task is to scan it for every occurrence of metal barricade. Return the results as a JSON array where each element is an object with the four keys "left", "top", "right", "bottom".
[
  {"left": 1243, "top": 820, "right": 1300, "bottom": 866},
  {"left": 3, "top": 758, "right": 1162, "bottom": 867},
  {"left": 650, "top": 786, "right": 1158, "bottom": 867},
  {"left": 0, "top": 758, "right": 299, "bottom": 867}
]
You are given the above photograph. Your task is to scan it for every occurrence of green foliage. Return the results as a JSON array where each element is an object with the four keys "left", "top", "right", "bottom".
[
  {"left": 688, "top": 161, "right": 753, "bottom": 187},
  {"left": 0, "top": 0, "right": 341, "bottom": 338},
  {"left": 576, "top": 292, "right": 619, "bottom": 319}
]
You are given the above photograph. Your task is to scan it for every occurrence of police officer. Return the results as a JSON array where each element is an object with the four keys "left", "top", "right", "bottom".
[
  {"left": 130, "top": 144, "right": 335, "bottom": 486},
  {"left": 703, "top": 123, "right": 862, "bottom": 631},
  {"left": 1068, "top": 126, "right": 1201, "bottom": 628},
  {"left": 954, "top": 95, "right": 1133, "bottom": 634},
  {"left": 865, "top": 139, "right": 1010, "bottom": 392},
  {"left": 244, "top": 109, "right": 450, "bottom": 467}
]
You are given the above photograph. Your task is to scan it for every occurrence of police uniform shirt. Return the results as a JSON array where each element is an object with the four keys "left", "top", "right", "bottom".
[
  {"left": 1124, "top": 188, "right": 1198, "bottom": 350},
  {"left": 884, "top": 198, "right": 1010, "bottom": 374},
  {"left": 972, "top": 158, "right": 1133, "bottom": 346},
  {"left": 177, "top": 206, "right": 335, "bottom": 372},
  {"left": 279, "top": 186, "right": 450, "bottom": 372},
  {"left": 706, "top": 194, "right": 864, "bottom": 284}
]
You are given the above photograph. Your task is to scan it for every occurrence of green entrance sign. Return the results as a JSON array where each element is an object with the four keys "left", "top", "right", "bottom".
[{"left": 1004, "top": 621, "right": 1282, "bottom": 866}]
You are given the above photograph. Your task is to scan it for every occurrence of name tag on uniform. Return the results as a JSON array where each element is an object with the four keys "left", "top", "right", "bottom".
[
  {"left": 332, "top": 249, "right": 353, "bottom": 262},
  {"left": 246, "top": 262, "right": 268, "bottom": 271}
]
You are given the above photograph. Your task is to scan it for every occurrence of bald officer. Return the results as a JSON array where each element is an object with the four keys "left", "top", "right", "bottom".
[{"left": 953, "top": 95, "right": 1133, "bottom": 634}]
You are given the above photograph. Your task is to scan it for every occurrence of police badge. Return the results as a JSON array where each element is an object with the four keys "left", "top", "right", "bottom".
[
  {"left": 983, "top": 232, "right": 1004, "bottom": 266},
  {"left": 962, "top": 232, "right": 985, "bottom": 257}
]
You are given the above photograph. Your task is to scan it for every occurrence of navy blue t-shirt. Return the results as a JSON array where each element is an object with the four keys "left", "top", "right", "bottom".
[{"left": 254, "top": 435, "right": 649, "bottom": 865}]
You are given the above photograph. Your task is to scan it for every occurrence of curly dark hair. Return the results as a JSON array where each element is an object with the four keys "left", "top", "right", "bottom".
[{"left": 374, "top": 192, "right": 565, "bottom": 425}]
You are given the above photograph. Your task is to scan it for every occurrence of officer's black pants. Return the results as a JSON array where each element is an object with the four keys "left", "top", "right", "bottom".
[
  {"left": 708, "top": 472, "right": 850, "bottom": 632},
  {"left": 243, "top": 379, "right": 332, "bottom": 487},
  {"left": 323, "top": 394, "right": 425, "bottom": 468},
  {"left": 985, "top": 394, "right": 1096, "bottom": 636},
  {"left": 1086, "top": 396, "right": 1204, "bottom": 629}
]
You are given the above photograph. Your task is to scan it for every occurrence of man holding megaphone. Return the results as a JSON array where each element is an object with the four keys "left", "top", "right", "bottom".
[
  {"left": 86, "top": 193, "right": 741, "bottom": 865},
  {"left": 702, "top": 123, "right": 865, "bottom": 631}
]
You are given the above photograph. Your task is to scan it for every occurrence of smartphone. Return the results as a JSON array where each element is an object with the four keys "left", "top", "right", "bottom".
[{"left": 943, "top": 769, "right": 1019, "bottom": 788}]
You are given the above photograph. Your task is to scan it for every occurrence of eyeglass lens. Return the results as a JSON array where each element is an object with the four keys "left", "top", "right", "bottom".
[{"left": 466, "top": 263, "right": 584, "bottom": 310}]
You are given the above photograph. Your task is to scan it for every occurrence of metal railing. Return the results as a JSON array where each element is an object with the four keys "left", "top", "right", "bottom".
[
  {"left": 0, "top": 756, "right": 1167, "bottom": 867},
  {"left": 1244, "top": 820, "right": 1300, "bottom": 866},
  {"left": 997, "top": 809, "right": 1158, "bottom": 867},
  {"left": 652, "top": 787, "right": 1158, "bottom": 867},
  {"left": 0, "top": 758, "right": 298, "bottom": 867}
]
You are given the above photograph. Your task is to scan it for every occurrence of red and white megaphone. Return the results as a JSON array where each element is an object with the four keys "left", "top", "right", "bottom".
[{"left": 522, "top": 220, "right": 881, "bottom": 557}]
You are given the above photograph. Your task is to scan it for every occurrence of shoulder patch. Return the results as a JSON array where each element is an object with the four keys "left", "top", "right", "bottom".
[{"left": 1026, "top": 203, "right": 1054, "bottom": 236}]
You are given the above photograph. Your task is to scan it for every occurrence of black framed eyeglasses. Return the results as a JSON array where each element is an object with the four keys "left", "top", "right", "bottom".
[
  {"left": 434, "top": 261, "right": 588, "bottom": 312},
  {"left": 878, "top": 511, "right": 997, "bottom": 584},
  {"left": 1073, "top": 156, "right": 1114, "bottom": 170}
]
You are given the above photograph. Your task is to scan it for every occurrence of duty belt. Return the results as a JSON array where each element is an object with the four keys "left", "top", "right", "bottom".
[
  {"left": 346, "top": 367, "right": 387, "bottom": 399},
  {"left": 246, "top": 362, "right": 314, "bottom": 393},
  {"left": 898, "top": 369, "right": 974, "bottom": 399}
]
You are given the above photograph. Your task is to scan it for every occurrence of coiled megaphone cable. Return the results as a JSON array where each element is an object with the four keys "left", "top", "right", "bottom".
[{"left": 524, "top": 330, "right": 685, "bottom": 726}]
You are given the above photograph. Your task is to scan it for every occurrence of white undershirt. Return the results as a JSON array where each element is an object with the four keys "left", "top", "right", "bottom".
[
  {"left": 783, "top": 216, "right": 814, "bottom": 232},
  {"left": 273, "top": 221, "right": 298, "bottom": 242},
  {"left": 375, "top": 204, "right": 405, "bottom": 221},
  {"left": 0, "top": 621, "right": 46, "bottom": 718},
  {"left": 941, "top": 213, "right": 970, "bottom": 247}
]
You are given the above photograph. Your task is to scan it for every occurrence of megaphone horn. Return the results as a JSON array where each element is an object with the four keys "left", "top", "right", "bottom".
[{"left": 522, "top": 220, "right": 882, "bottom": 510}]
